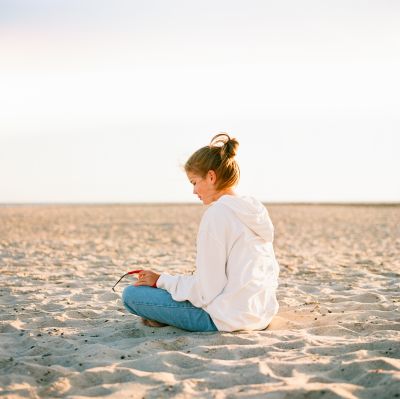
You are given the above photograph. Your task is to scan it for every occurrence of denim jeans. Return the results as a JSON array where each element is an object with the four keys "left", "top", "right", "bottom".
[{"left": 122, "top": 285, "right": 218, "bottom": 332}]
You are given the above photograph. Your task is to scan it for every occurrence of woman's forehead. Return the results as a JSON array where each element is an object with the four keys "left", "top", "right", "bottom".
[{"left": 186, "top": 171, "right": 201, "bottom": 180}]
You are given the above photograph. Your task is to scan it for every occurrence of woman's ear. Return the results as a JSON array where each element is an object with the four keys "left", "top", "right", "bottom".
[{"left": 207, "top": 170, "right": 217, "bottom": 184}]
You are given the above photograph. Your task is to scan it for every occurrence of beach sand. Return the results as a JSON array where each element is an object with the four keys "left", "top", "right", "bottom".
[{"left": 1, "top": 203, "right": 399, "bottom": 399}]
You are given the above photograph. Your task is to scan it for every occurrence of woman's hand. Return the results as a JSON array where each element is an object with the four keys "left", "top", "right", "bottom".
[{"left": 134, "top": 270, "right": 160, "bottom": 287}]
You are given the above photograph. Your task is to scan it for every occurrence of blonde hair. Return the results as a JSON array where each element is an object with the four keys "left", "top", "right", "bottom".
[{"left": 185, "top": 133, "right": 240, "bottom": 191}]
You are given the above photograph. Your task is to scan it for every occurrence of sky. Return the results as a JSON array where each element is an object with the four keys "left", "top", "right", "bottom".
[{"left": 0, "top": 0, "right": 399, "bottom": 203}]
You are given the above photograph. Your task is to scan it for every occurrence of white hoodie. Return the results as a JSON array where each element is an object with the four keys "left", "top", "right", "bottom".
[{"left": 156, "top": 195, "right": 280, "bottom": 332}]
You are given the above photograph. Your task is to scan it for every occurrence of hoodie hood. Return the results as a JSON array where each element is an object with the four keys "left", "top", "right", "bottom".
[{"left": 217, "top": 195, "right": 274, "bottom": 242}]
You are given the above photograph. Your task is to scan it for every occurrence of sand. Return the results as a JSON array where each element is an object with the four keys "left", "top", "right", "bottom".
[{"left": 0, "top": 203, "right": 399, "bottom": 399}]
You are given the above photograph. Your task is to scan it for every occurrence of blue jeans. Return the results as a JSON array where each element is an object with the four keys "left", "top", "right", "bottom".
[{"left": 122, "top": 285, "right": 218, "bottom": 332}]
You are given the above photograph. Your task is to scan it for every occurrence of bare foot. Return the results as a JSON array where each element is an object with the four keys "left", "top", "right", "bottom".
[{"left": 141, "top": 318, "right": 168, "bottom": 328}]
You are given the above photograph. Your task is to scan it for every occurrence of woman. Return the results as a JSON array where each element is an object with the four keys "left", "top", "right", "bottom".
[{"left": 122, "top": 133, "right": 279, "bottom": 332}]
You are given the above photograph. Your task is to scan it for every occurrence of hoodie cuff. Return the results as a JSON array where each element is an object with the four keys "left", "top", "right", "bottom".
[{"left": 156, "top": 273, "right": 177, "bottom": 290}]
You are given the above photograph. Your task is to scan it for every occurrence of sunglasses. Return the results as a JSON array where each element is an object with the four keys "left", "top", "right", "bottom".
[{"left": 112, "top": 269, "right": 157, "bottom": 292}]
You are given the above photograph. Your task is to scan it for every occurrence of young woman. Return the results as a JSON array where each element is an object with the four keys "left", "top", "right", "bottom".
[{"left": 122, "top": 133, "right": 279, "bottom": 332}]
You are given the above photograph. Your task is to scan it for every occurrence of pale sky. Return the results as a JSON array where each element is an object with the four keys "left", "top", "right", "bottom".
[{"left": 1, "top": 0, "right": 399, "bottom": 203}]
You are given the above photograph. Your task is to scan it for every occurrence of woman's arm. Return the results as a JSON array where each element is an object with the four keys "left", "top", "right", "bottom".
[{"left": 156, "top": 230, "right": 228, "bottom": 308}]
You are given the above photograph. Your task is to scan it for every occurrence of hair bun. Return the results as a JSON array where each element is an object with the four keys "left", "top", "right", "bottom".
[{"left": 210, "top": 133, "right": 239, "bottom": 160}]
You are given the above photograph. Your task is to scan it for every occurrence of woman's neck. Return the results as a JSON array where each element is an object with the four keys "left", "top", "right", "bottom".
[{"left": 212, "top": 188, "right": 236, "bottom": 202}]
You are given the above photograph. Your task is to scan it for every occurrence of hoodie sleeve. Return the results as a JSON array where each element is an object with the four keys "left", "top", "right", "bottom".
[{"left": 156, "top": 228, "right": 228, "bottom": 308}]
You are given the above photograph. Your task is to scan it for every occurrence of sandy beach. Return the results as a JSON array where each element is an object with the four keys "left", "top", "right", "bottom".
[{"left": 1, "top": 203, "right": 399, "bottom": 399}]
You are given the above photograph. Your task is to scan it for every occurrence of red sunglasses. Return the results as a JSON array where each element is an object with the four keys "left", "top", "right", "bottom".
[{"left": 112, "top": 269, "right": 157, "bottom": 292}]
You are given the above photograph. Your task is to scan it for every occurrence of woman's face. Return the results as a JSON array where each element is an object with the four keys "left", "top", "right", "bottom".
[{"left": 186, "top": 170, "right": 217, "bottom": 205}]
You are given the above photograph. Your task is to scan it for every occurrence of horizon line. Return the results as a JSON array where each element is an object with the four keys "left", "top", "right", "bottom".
[{"left": 1, "top": 201, "right": 399, "bottom": 207}]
